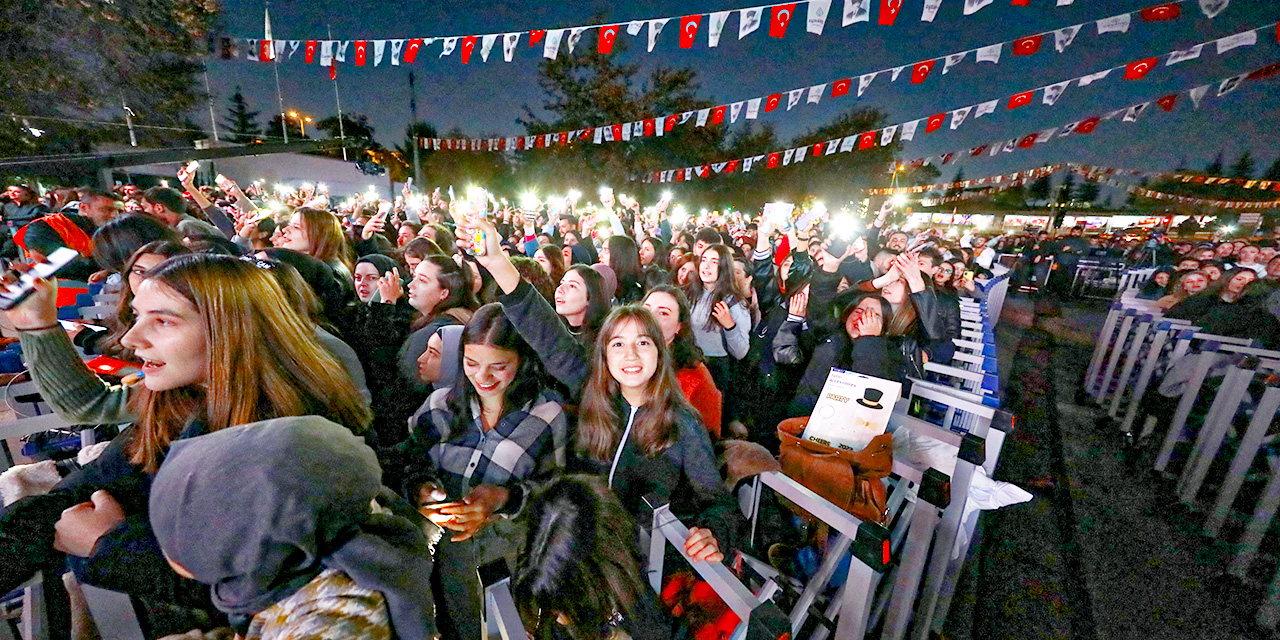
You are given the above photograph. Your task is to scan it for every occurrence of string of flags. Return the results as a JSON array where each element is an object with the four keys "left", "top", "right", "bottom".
[
  {"left": 1067, "top": 166, "right": 1280, "bottom": 191},
  {"left": 867, "top": 165, "right": 1062, "bottom": 194},
  {"left": 410, "top": 20, "right": 1276, "bottom": 153},
  {"left": 1070, "top": 164, "right": 1280, "bottom": 209},
  {"left": 634, "top": 59, "right": 1280, "bottom": 183},
  {"left": 217, "top": 0, "right": 1232, "bottom": 68}
]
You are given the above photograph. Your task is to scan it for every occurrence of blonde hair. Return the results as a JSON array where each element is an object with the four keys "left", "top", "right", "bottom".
[
  {"left": 295, "top": 207, "right": 353, "bottom": 272},
  {"left": 127, "top": 254, "right": 371, "bottom": 471}
]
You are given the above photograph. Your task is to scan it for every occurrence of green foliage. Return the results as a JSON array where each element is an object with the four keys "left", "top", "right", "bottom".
[
  {"left": 1027, "top": 175, "right": 1052, "bottom": 201},
  {"left": 1076, "top": 181, "right": 1101, "bottom": 204},
  {"left": 1229, "top": 151, "right": 1255, "bottom": 179},
  {"left": 222, "top": 87, "right": 260, "bottom": 143}
]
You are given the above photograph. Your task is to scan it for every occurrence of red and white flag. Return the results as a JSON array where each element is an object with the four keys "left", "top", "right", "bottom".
[
  {"left": 831, "top": 78, "right": 852, "bottom": 97},
  {"left": 1013, "top": 34, "right": 1043, "bottom": 55},
  {"left": 911, "top": 60, "right": 937, "bottom": 84},
  {"left": 859, "top": 131, "right": 877, "bottom": 149},
  {"left": 1140, "top": 3, "right": 1181, "bottom": 21},
  {"left": 765, "top": 94, "right": 782, "bottom": 112},
  {"left": 599, "top": 25, "right": 620, "bottom": 54},
  {"left": 529, "top": 30, "right": 547, "bottom": 46},
  {"left": 305, "top": 40, "right": 317, "bottom": 63},
  {"left": 354, "top": 40, "right": 368, "bottom": 65},
  {"left": 1075, "top": 116, "right": 1101, "bottom": 133},
  {"left": 925, "top": 113, "right": 946, "bottom": 132},
  {"left": 1155, "top": 94, "right": 1178, "bottom": 111},
  {"left": 259, "top": 40, "right": 274, "bottom": 62},
  {"left": 879, "top": 0, "right": 903, "bottom": 25},
  {"left": 679, "top": 15, "right": 701, "bottom": 48},
  {"left": 459, "top": 36, "right": 477, "bottom": 63},
  {"left": 1124, "top": 57, "right": 1157, "bottom": 79},
  {"left": 1007, "top": 90, "right": 1035, "bottom": 109},
  {"left": 711, "top": 105, "right": 727, "bottom": 125},
  {"left": 770, "top": 4, "right": 798, "bottom": 38},
  {"left": 404, "top": 38, "right": 424, "bottom": 63}
]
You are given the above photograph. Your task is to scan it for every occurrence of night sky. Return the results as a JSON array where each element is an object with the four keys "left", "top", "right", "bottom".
[{"left": 206, "top": 0, "right": 1280, "bottom": 184}]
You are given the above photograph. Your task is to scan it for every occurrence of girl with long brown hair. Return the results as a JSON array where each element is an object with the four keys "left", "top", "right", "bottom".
[
  {"left": 455, "top": 217, "right": 741, "bottom": 563},
  {"left": 279, "top": 206, "right": 355, "bottom": 279},
  {"left": 0, "top": 254, "right": 371, "bottom": 624}
]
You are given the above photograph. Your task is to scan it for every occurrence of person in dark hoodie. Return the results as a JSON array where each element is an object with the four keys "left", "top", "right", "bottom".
[{"left": 149, "top": 417, "right": 438, "bottom": 640}]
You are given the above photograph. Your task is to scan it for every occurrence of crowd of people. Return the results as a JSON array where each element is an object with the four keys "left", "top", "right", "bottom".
[{"left": 0, "top": 171, "right": 1274, "bottom": 639}]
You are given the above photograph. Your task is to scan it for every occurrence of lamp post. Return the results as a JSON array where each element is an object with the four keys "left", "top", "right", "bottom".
[{"left": 287, "top": 111, "right": 312, "bottom": 137}]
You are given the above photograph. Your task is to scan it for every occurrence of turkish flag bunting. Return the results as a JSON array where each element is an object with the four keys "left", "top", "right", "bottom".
[
  {"left": 529, "top": 30, "right": 546, "bottom": 45},
  {"left": 329, "top": 64, "right": 337, "bottom": 80},
  {"left": 767, "top": 152, "right": 781, "bottom": 168},
  {"left": 644, "top": 119, "right": 656, "bottom": 136},
  {"left": 769, "top": 4, "right": 797, "bottom": 38},
  {"left": 305, "top": 41, "right": 317, "bottom": 63},
  {"left": 1125, "top": 57, "right": 1158, "bottom": 79},
  {"left": 580, "top": 128, "right": 594, "bottom": 140},
  {"left": 1140, "top": 3, "right": 1181, "bottom": 21},
  {"left": 711, "top": 106, "right": 726, "bottom": 125},
  {"left": 765, "top": 94, "right": 782, "bottom": 112},
  {"left": 701, "top": 165, "right": 711, "bottom": 177},
  {"left": 1075, "top": 117, "right": 1100, "bottom": 133},
  {"left": 259, "top": 40, "right": 273, "bottom": 62},
  {"left": 1156, "top": 94, "right": 1178, "bottom": 111},
  {"left": 535, "top": 136, "right": 546, "bottom": 149},
  {"left": 1007, "top": 90, "right": 1034, "bottom": 109},
  {"left": 557, "top": 132, "right": 569, "bottom": 145},
  {"left": 831, "top": 78, "right": 852, "bottom": 97},
  {"left": 1011, "top": 0, "right": 1030, "bottom": 5},
  {"left": 925, "top": 113, "right": 946, "bottom": 132},
  {"left": 726, "top": 160, "right": 739, "bottom": 173},
  {"left": 664, "top": 115, "right": 678, "bottom": 131},
  {"left": 1018, "top": 134, "right": 1038, "bottom": 148},
  {"left": 516, "top": 137, "right": 526, "bottom": 150},
  {"left": 676, "top": 170, "right": 685, "bottom": 182},
  {"left": 812, "top": 143, "right": 824, "bottom": 157},
  {"left": 404, "top": 39, "right": 423, "bottom": 63},
  {"left": 611, "top": 124, "right": 624, "bottom": 141},
  {"left": 599, "top": 25, "right": 620, "bottom": 54},
  {"left": 354, "top": 40, "right": 367, "bottom": 65},
  {"left": 679, "top": 15, "right": 701, "bottom": 48},
  {"left": 970, "top": 145, "right": 989, "bottom": 156},
  {"left": 859, "top": 131, "right": 877, "bottom": 149},
  {"left": 460, "top": 36, "right": 477, "bottom": 63},
  {"left": 879, "top": 0, "right": 904, "bottom": 25},
  {"left": 1247, "top": 61, "right": 1280, "bottom": 79},
  {"left": 911, "top": 60, "right": 937, "bottom": 84},
  {"left": 1012, "top": 34, "right": 1042, "bottom": 55}
]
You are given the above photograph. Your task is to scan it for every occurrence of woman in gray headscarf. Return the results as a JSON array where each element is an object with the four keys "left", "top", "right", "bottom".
[{"left": 149, "top": 416, "right": 439, "bottom": 640}]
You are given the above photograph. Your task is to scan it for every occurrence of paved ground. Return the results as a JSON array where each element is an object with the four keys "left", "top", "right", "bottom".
[{"left": 940, "top": 293, "right": 1279, "bottom": 640}]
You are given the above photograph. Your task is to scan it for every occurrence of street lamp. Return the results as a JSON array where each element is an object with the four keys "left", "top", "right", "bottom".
[{"left": 287, "top": 111, "right": 313, "bottom": 137}]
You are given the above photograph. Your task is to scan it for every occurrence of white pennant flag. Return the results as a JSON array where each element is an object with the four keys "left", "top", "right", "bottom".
[
  {"left": 975, "top": 44, "right": 1001, "bottom": 64},
  {"left": 245, "top": 39, "right": 258, "bottom": 61},
  {"left": 1189, "top": 84, "right": 1211, "bottom": 108},
  {"left": 730, "top": 101, "right": 745, "bottom": 122},
  {"left": 950, "top": 106, "right": 973, "bottom": 129},
  {"left": 740, "top": 8, "right": 762, "bottom": 38},
  {"left": 593, "top": 128, "right": 604, "bottom": 144},
  {"left": 712, "top": 162, "right": 728, "bottom": 173},
  {"left": 335, "top": 40, "right": 350, "bottom": 62},
  {"left": 567, "top": 27, "right": 587, "bottom": 53},
  {"left": 1218, "top": 74, "right": 1246, "bottom": 96},
  {"left": 1122, "top": 102, "right": 1149, "bottom": 123},
  {"left": 1077, "top": 69, "right": 1111, "bottom": 87},
  {"left": 621, "top": 123, "right": 631, "bottom": 141},
  {"left": 1216, "top": 30, "right": 1257, "bottom": 55},
  {"left": 964, "top": 0, "right": 994, "bottom": 15},
  {"left": 1054, "top": 25, "right": 1082, "bottom": 53},
  {"left": 1102, "top": 108, "right": 1125, "bottom": 121},
  {"left": 1042, "top": 81, "right": 1070, "bottom": 106},
  {"left": 881, "top": 125, "right": 898, "bottom": 145},
  {"left": 1167, "top": 44, "right": 1203, "bottom": 66},
  {"left": 603, "top": 127, "right": 614, "bottom": 142},
  {"left": 808, "top": 0, "right": 832, "bottom": 34},
  {"left": 1199, "top": 0, "right": 1230, "bottom": 19},
  {"left": 783, "top": 148, "right": 796, "bottom": 165},
  {"left": 678, "top": 111, "right": 695, "bottom": 124},
  {"left": 1057, "top": 0, "right": 1075, "bottom": 4},
  {"left": 503, "top": 33, "right": 520, "bottom": 62},
  {"left": 787, "top": 89, "right": 804, "bottom": 110},
  {"left": 390, "top": 40, "right": 404, "bottom": 65},
  {"left": 480, "top": 34, "right": 498, "bottom": 61},
  {"left": 1002, "top": 138, "right": 1017, "bottom": 153},
  {"left": 974, "top": 99, "right": 998, "bottom": 118},
  {"left": 858, "top": 72, "right": 877, "bottom": 96},
  {"left": 838, "top": 136, "right": 856, "bottom": 153},
  {"left": 943, "top": 52, "right": 967, "bottom": 74},
  {"left": 708, "top": 11, "right": 730, "bottom": 47},
  {"left": 1096, "top": 14, "right": 1131, "bottom": 35},
  {"left": 648, "top": 19, "right": 668, "bottom": 52},
  {"left": 627, "top": 21, "right": 644, "bottom": 36},
  {"left": 696, "top": 108, "right": 711, "bottom": 127},
  {"left": 287, "top": 41, "right": 301, "bottom": 59},
  {"left": 900, "top": 119, "right": 921, "bottom": 141},
  {"left": 544, "top": 29, "right": 564, "bottom": 59},
  {"left": 921, "top": 0, "right": 943, "bottom": 22},
  {"left": 746, "top": 98, "right": 762, "bottom": 119},
  {"left": 890, "top": 66, "right": 906, "bottom": 82},
  {"left": 274, "top": 40, "right": 287, "bottom": 58},
  {"left": 1058, "top": 120, "right": 1080, "bottom": 137},
  {"left": 989, "top": 142, "right": 1002, "bottom": 156},
  {"left": 320, "top": 40, "right": 334, "bottom": 66},
  {"left": 372, "top": 40, "right": 386, "bottom": 65},
  {"left": 843, "top": 0, "right": 870, "bottom": 26},
  {"left": 1036, "top": 128, "right": 1058, "bottom": 143},
  {"left": 807, "top": 84, "right": 827, "bottom": 104},
  {"left": 440, "top": 37, "right": 457, "bottom": 57},
  {"left": 794, "top": 146, "right": 808, "bottom": 162}
]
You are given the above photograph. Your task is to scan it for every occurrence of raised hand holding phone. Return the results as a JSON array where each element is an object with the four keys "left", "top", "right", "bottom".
[
  {"left": 361, "top": 210, "right": 388, "bottom": 241},
  {"left": 377, "top": 267, "right": 403, "bottom": 304}
]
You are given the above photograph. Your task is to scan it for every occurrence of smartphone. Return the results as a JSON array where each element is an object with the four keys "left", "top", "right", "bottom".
[
  {"left": 184, "top": 161, "right": 199, "bottom": 176},
  {"left": 0, "top": 248, "right": 79, "bottom": 311},
  {"left": 964, "top": 270, "right": 975, "bottom": 283}
]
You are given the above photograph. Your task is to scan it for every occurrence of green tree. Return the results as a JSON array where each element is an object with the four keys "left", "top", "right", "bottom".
[
  {"left": 1027, "top": 175, "right": 1052, "bottom": 202},
  {"left": 265, "top": 113, "right": 307, "bottom": 141},
  {"left": 221, "top": 87, "right": 260, "bottom": 143},
  {"left": 316, "top": 113, "right": 376, "bottom": 147},
  {"left": 1077, "top": 181, "right": 1101, "bottom": 204},
  {"left": 1057, "top": 173, "right": 1076, "bottom": 204},
  {"left": 1230, "top": 151, "right": 1255, "bottom": 179},
  {"left": 0, "top": 0, "right": 218, "bottom": 157},
  {"left": 946, "top": 168, "right": 965, "bottom": 198},
  {"left": 1266, "top": 156, "right": 1280, "bottom": 181},
  {"left": 394, "top": 122, "right": 440, "bottom": 184},
  {"left": 1205, "top": 152, "right": 1224, "bottom": 176}
]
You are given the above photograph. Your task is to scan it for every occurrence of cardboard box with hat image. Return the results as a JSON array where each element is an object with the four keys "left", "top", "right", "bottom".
[{"left": 801, "top": 369, "right": 902, "bottom": 452}]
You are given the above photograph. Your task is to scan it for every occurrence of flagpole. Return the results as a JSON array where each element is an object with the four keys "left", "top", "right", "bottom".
[
  {"left": 328, "top": 23, "right": 347, "bottom": 160},
  {"left": 267, "top": 1, "right": 287, "bottom": 143},
  {"left": 203, "top": 68, "right": 219, "bottom": 142}
]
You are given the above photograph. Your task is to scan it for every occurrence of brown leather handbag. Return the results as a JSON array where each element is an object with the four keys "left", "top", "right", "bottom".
[{"left": 776, "top": 417, "right": 893, "bottom": 526}]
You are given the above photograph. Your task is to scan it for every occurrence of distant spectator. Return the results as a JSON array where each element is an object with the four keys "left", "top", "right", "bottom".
[{"left": 140, "top": 186, "right": 222, "bottom": 239}]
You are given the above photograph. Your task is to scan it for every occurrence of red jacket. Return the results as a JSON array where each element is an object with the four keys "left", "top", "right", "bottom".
[{"left": 677, "top": 362, "right": 723, "bottom": 440}]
